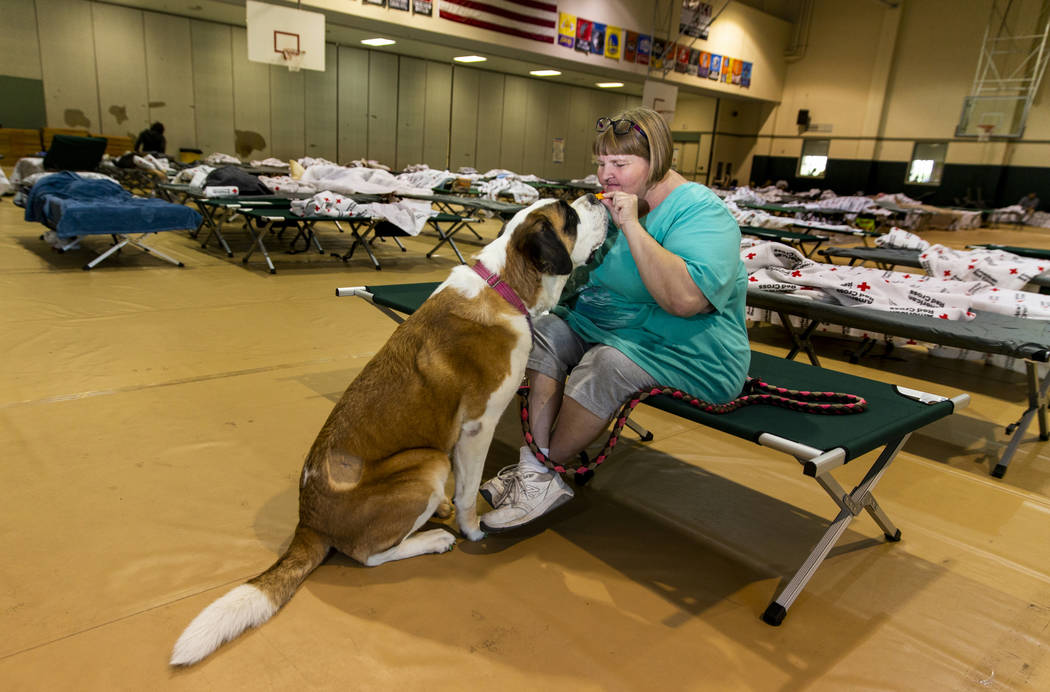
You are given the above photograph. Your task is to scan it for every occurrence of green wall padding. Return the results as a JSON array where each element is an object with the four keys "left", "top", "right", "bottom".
[{"left": 0, "top": 75, "right": 47, "bottom": 129}]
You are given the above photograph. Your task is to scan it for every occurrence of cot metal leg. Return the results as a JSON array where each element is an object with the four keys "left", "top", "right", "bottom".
[
  {"left": 242, "top": 219, "right": 276, "bottom": 274},
  {"left": 995, "top": 360, "right": 1050, "bottom": 478},
  {"left": 311, "top": 227, "right": 325, "bottom": 254},
  {"left": 427, "top": 223, "right": 468, "bottom": 263},
  {"left": 625, "top": 418, "right": 654, "bottom": 442},
  {"left": 777, "top": 314, "right": 822, "bottom": 366},
  {"left": 335, "top": 221, "right": 381, "bottom": 270},
  {"left": 125, "top": 233, "right": 185, "bottom": 267},
  {"left": 53, "top": 237, "right": 82, "bottom": 252},
  {"left": 762, "top": 434, "right": 907, "bottom": 626},
  {"left": 82, "top": 237, "right": 130, "bottom": 269}
]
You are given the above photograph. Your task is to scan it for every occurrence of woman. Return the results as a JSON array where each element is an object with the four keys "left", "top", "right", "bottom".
[{"left": 480, "top": 106, "right": 750, "bottom": 532}]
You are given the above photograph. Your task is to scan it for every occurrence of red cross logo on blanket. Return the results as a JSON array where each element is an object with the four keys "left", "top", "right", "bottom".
[
  {"left": 792, "top": 270, "right": 802, "bottom": 277},
  {"left": 747, "top": 252, "right": 756, "bottom": 259},
  {"left": 857, "top": 282, "right": 871, "bottom": 291},
  {"left": 939, "top": 314, "right": 949, "bottom": 319},
  {"left": 943, "top": 270, "right": 951, "bottom": 276},
  {"left": 749, "top": 276, "right": 757, "bottom": 282},
  {"left": 1010, "top": 268, "right": 1018, "bottom": 274}
]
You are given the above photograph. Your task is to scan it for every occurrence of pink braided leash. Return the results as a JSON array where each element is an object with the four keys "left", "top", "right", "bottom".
[{"left": 518, "top": 378, "right": 868, "bottom": 484}]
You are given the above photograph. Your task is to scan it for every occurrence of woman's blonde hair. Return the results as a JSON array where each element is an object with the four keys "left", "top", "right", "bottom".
[{"left": 592, "top": 106, "right": 673, "bottom": 187}]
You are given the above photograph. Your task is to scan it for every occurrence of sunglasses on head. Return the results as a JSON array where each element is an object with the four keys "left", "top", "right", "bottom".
[{"left": 595, "top": 117, "right": 648, "bottom": 140}]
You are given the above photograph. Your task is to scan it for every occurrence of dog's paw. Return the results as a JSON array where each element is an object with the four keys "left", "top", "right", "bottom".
[
  {"left": 433, "top": 498, "right": 453, "bottom": 519},
  {"left": 421, "top": 528, "right": 457, "bottom": 554},
  {"left": 461, "top": 525, "right": 486, "bottom": 542}
]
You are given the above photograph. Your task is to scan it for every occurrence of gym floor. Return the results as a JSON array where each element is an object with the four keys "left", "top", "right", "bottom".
[{"left": 1, "top": 193, "right": 1048, "bottom": 689}]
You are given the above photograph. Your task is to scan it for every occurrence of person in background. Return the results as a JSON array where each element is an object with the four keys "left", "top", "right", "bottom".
[
  {"left": 479, "top": 106, "right": 750, "bottom": 532},
  {"left": 135, "top": 122, "right": 166, "bottom": 155},
  {"left": 1020, "top": 192, "right": 1040, "bottom": 219}
]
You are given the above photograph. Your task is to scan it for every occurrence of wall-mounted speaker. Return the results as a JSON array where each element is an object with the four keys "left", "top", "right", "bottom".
[{"left": 796, "top": 109, "right": 810, "bottom": 127}]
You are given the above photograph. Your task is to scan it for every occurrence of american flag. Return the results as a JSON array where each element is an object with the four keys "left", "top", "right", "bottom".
[{"left": 439, "top": 0, "right": 558, "bottom": 44}]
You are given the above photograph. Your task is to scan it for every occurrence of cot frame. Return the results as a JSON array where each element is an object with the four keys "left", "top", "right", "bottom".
[
  {"left": 748, "top": 287, "right": 1049, "bottom": 478},
  {"left": 334, "top": 282, "right": 968, "bottom": 626},
  {"left": 46, "top": 231, "right": 185, "bottom": 270}
]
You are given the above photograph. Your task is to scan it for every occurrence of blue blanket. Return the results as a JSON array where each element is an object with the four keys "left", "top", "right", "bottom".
[{"left": 26, "top": 172, "right": 202, "bottom": 237}]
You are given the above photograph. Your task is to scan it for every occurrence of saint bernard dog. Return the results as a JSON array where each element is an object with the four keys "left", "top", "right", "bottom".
[{"left": 171, "top": 195, "right": 608, "bottom": 665}]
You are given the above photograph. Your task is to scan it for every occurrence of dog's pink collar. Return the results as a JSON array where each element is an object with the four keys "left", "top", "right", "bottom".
[{"left": 471, "top": 261, "right": 534, "bottom": 336}]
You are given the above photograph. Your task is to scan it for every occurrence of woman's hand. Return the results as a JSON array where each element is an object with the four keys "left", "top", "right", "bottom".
[{"left": 602, "top": 191, "right": 641, "bottom": 230}]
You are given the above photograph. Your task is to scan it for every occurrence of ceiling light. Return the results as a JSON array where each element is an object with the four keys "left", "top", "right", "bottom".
[
  {"left": 361, "top": 38, "right": 395, "bottom": 47},
  {"left": 454, "top": 55, "right": 487, "bottom": 63},
  {"left": 596, "top": 82, "right": 624, "bottom": 88},
  {"left": 530, "top": 69, "right": 561, "bottom": 77}
]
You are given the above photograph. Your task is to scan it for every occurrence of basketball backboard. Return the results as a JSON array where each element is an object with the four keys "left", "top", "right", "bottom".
[
  {"left": 246, "top": 1, "right": 325, "bottom": 72},
  {"left": 955, "top": 95, "right": 1026, "bottom": 138}
]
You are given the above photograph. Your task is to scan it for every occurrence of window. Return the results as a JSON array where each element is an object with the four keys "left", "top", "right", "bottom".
[
  {"left": 907, "top": 141, "right": 947, "bottom": 185},
  {"left": 797, "top": 139, "right": 829, "bottom": 178}
]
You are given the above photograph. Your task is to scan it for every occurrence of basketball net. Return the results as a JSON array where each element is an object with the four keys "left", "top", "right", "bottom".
[
  {"left": 977, "top": 124, "right": 994, "bottom": 142},
  {"left": 280, "top": 48, "right": 305, "bottom": 72}
]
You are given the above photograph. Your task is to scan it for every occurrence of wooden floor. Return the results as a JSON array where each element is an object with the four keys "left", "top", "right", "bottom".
[{"left": 1, "top": 188, "right": 1048, "bottom": 690}]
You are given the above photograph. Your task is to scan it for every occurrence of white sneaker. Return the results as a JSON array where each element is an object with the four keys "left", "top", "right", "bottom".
[
  {"left": 480, "top": 468, "right": 574, "bottom": 532},
  {"left": 479, "top": 464, "right": 520, "bottom": 509},
  {"left": 480, "top": 446, "right": 549, "bottom": 509}
]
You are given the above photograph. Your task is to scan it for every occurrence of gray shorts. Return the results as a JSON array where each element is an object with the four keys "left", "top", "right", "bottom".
[{"left": 527, "top": 313, "right": 659, "bottom": 420}]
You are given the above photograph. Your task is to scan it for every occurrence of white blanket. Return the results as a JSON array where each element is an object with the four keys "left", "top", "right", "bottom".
[
  {"left": 918, "top": 244, "right": 1049, "bottom": 290},
  {"left": 300, "top": 166, "right": 431, "bottom": 196},
  {"left": 290, "top": 190, "right": 435, "bottom": 235},
  {"left": 743, "top": 240, "right": 1050, "bottom": 321}
]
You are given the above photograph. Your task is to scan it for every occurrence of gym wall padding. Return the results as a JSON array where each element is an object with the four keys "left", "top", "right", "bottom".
[
  {"left": 0, "top": 76, "right": 46, "bottom": 129},
  {"left": 751, "top": 154, "right": 1050, "bottom": 209}
]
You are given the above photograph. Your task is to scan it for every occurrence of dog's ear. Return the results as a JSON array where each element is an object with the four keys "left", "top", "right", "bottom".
[{"left": 519, "top": 219, "right": 573, "bottom": 275}]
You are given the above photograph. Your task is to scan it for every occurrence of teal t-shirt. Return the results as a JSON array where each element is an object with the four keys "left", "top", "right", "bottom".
[{"left": 552, "top": 183, "right": 750, "bottom": 403}]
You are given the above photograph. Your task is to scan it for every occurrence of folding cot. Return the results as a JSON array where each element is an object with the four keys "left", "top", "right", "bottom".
[
  {"left": 25, "top": 171, "right": 200, "bottom": 270},
  {"left": 398, "top": 191, "right": 525, "bottom": 220},
  {"left": 526, "top": 179, "right": 601, "bottom": 201},
  {"left": 739, "top": 201, "right": 851, "bottom": 223},
  {"left": 333, "top": 281, "right": 967, "bottom": 626},
  {"left": 741, "top": 226, "right": 829, "bottom": 257},
  {"left": 233, "top": 207, "right": 480, "bottom": 272},
  {"left": 747, "top": 286, "right": 1050, "bottom": 477},
  {"left": 818, "top": 245, "right": 1050, "bottom": 291},
  {"left": 191, "top": 195, "right": 316, "bottom": 258},
  {"left": 327, "top": 211, "right": 484, "bottom": 268},
  {"left": 235, "top": 207, "right": 351, "bottom": 273},
  {"left": 970, "top": 244, "right": 1050, "bottom": 260}
]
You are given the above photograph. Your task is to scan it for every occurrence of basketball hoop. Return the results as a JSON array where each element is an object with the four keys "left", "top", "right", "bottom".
[
  {"left": 977, "top": 124, "right": 994, "bottom": 142},
  {"left": 280, "top": 48, "right": 305, "bottom": 72}
]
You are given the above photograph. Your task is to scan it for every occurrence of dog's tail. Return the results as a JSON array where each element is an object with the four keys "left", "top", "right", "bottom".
[{"left": 170, "top": 525, "right": 330, "bottom": 666}]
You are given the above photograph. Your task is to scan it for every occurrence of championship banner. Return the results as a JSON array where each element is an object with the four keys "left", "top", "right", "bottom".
[
  {"left": 624, "top": 30, "right": 638, "bottom": 62},
  {"left": 636, "top": 34, "right": 651, "bottom": 65},
  {"left": 651, "top": 38, "right": 666, "bottom": 68},
  {"left": 575, "top": 18, "right": 593, "bottom": 53},
  {"left": 590, "top": 22, "right": 606, "bottom": 55},
  {"left": 605, "top": 26, "right": 623, "bottom": 60},
  {"left": 698, "top": 51, "right": 711, "bottom": 77},
  {"left": 675, "top": 43, "right": 690, "bottom": 73},
  {"left": 557, "top": 12, "right": 576, "bottom": 48}
]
